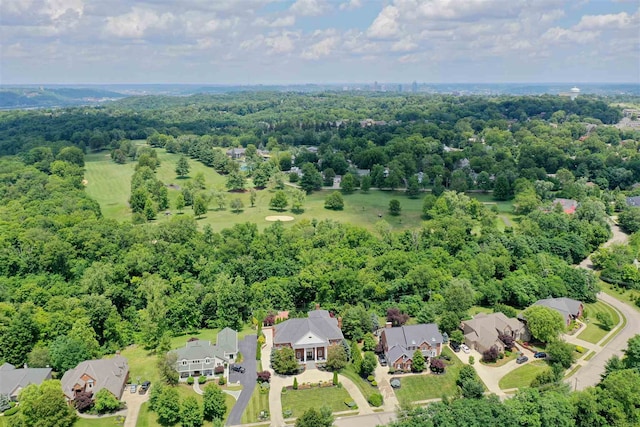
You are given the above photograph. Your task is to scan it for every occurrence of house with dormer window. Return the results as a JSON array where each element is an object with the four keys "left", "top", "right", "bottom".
[
  {"left": 171, "top": 328, "right": 238, "bottom": 378},
  {"left": 380, "top": 324, "right": 443, "bottom": 371},
  {"left": 273, "top": 309, "right": 344, "bottom": 365},
  {"left": 61, "top": 356, "right": 129, "bottom": 401}
]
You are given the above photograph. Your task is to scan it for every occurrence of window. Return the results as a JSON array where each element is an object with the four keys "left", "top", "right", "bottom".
[
  {"left": 205, "top": 358, "right": 210, "bottom": 364},
  {"left": 182, "top": 360, "right": 187, "bottom": 366}
]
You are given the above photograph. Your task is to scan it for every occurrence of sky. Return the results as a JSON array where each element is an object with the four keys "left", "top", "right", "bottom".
[{"left": 1, "top": 0, "right": 639, "bottom": 85}]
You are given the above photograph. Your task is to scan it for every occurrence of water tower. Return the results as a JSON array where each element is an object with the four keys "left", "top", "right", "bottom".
[{"left": 570, "top": 86, "right": 580, "bottom": 100}]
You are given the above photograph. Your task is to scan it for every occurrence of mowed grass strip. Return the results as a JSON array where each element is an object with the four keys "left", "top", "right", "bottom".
[
  {"left": 598, "top": 281, "right": 640, "bottom": 314},
  {"left": 241, "top": 387, "right": 270, "bottom": 424},
  {"left": 339, "top": 364, "right": 379, "bottom": 403},
  {"left": 281, "top": 386, "right": 352, "bottom": 418},
  {"left": 499, "top": 361, "right": 549, "bottom": 390},
  {"left": 393, "top": 348, "right": 467, "bottom": 402},
  {"left": 74, "top": 417, "right": 125, "bottom": 427},
  {"left": 577, "top": 301, "right": 620, "bottom": 344}
]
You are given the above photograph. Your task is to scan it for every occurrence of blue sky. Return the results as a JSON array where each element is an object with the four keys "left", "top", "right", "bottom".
[{"left": 1, "top": 0, "right": 638, "bottom": 84}]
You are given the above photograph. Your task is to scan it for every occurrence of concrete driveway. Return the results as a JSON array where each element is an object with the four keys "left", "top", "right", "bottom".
[
  {"left": 226, "top": 334, "right": 257, "bottom": 426},
  {"left": 122, "top": 385, "right": 150, "bottom": 427}
]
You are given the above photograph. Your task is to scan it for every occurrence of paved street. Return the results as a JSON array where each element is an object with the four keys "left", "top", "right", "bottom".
[{"left": 226, "top": 335, "right": 258, "bottom": 426}]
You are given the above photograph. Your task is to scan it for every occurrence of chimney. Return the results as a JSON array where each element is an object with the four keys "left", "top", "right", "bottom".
[
  {"left": 337, "top": 317, "right": 343, "bottom": 329},
  {"left": 385, "top": 322, "right": 392, "bottom": 329},
  {"left": 315, "top": 303, "right": 320, "bottom": 311}
]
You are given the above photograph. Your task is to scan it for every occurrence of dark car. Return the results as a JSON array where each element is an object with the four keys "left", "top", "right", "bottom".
[
  {"left": 516, "top": 355, "right": 529, "bottom": 364},
  {"left": 139, "top": 381, "right": 151, "bottom": 394},
  {"left": 534, "top": 352, "right": 547, "bottom": 359},
  {"left": 378, "top": 355, "right": 387, "bottom": 367},
  {"left": 231, "top": 365, "right": 246, "bottom": 373},
  {"left": 450, "top": 342, "right": 461, "bottom": 352}
]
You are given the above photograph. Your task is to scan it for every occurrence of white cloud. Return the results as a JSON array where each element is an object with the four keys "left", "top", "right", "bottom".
[
  {"left": 254, "top": 15, "right": 295, "bottom": 27},
  {"left": 265, "top": 32, "right": 296, "bottom": 54},
  {"left": 302, "top": 35, "right": 339, "bottom": 59},
  {"left": 105, "top": 7, "right": 175, "bottom": 38},
  {"left": 289, "top": 0, "right": 328, "bottom": 16},
  {"left": 339, "top": 0, "right": 362, "bottom": 11},
  {"left": 391, "top": 36, "right": 418, "bottom": 52},
  {"left": 573, "top": 12, "right": 635, "bottom": 31},
  {"left": 367, "top": 5, "right": 401, "bottom": 39},
  {"left": 44, "top": 0, "right": 84, "bottom": 20}
]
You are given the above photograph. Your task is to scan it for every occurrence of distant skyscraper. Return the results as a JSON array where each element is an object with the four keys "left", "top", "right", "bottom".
[
  {"left": 411, "top": 81, "right": 418, "bottom": 93},
  {"left": 373, "top": 81, "right": 379, "bottom": 92}
]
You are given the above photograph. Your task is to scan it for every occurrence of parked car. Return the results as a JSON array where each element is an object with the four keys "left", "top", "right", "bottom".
[
  {"left": 139, "top": 381, "right": 150, "bottom": 394},
  {"left": 450, "top": 342, "right": 461, "bottom": 352},
  {"left": 460, "top": 344, "right": 471, "bottom": 354},
  {"left": 378, "top": 355, "right": 387, "bottom": 366},
  {"left": 516, "top": 355, "right": 529, "bottom": 364},
  {"left": 231, "top": 365, "right": 246, "bottom": 373},
  {"left": 534, "top": 352, "right": 547, "bottom": 359},
  {"left": 130, "top": 384, "right": 137, "bottom": 393}
]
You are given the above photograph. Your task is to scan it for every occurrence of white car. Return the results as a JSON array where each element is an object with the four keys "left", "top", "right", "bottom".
[{"left": 461, "top": 344, "right": 470, "bottom": 354}]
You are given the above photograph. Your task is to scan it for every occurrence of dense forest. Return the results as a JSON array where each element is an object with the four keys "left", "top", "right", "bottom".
[{"left": 1, "top": 92, "right": 639, "bottom": 426}]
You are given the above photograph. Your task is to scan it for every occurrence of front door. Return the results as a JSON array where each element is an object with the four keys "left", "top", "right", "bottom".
[{"left": 306, "top": 349, "right": 314, "bottom": 360}]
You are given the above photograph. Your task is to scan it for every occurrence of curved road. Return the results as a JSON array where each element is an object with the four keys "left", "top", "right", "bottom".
[{"left": 569, "top": 222, "right": 640, "bottom": 390}]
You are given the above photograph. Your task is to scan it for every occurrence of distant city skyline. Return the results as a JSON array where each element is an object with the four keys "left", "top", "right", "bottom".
[{"left": 1, "top": 0, "right": 638, "bottom": 85}]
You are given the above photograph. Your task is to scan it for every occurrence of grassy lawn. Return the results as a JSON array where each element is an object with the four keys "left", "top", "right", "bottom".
[
  {"left": 137, "top": 402, "right": 161, "bottom": 427},
  {"left": 468, "top": 306, "right": 494, "bottom": 317},
  {"left": 467, "top": 193, "right": 514, "bottom": 213},
  {"left": 74, "top": 417, "right": 125, "bottom": 427},
  {"left": 120, "top": 345, "right": 160, "bottom": 385},
  {"left": 393, "top": 348, "right": 466, "bottom": 402},
  {"left": 281, "top": 386, "right": 353, "bottom": 418},
  {"left": 339, "top": 364, "right": 379, "bottom": 403},
  {"left": 241, "top": 387, "right": 270, "bottom": 424},
  {"left": 499, "top": 361, "right": 549, "bottom": 390},
  {"left": 598, "top": 281, "right": 640, "bottom": 314},
  {"left": 170, "top": 325, "right": 255, "bottom": 350},
  {"left": 577, "top": 301, "right": 620, "bottom": 344}
]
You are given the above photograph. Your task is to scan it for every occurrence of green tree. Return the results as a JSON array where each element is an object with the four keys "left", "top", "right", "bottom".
[
  {"left": 323, "top": 168, "right": 336, "bottom": 186},
  {"left": 0, "top": 304, "right": 39, "bottom": 366},
  {"left": 295, "top": 407, "right": 334, "bottom": 427},
  {"left": 493, "top": 173, "right": 512, "bottom": 200},
  {"left": 56, "top": 146, "right": 85, "bottom": 167},
  {"left": 193, "top": 194, "right": 208, "bottom": 218},
  {"left": 351, "top": 341, "right": 363, "bottom": 374},
  {"left": 546, "top": 340, "right": 575, "bottom": 369},
  {"left": 324, "top": 191, "right": 344, "bottom": 210},
  {"left": 202, "top": 383, "right": 227, "bottom": 421},
  {"left": 623, "top": 334, "right": 640, "bottom": 369},
  {"left": 290, "top": 189, "right": 306, "bottom": 213},
  {"left": 176, "top": 156, "right": 190, "bottom": 178},
  {"left": 389, "top": 199, "right": 401, "bottom": 216},
  {"left": 326, "top": 344, "right": 347, "bottom": 371},
  {"left": 362, "top": 333, "right": 376, "bottom": 352},
  {"left": 94, "top": 388, "right": 120, "bottom": 414},
  {"left": 158, "top": 352, "right": 179, "bottom": 386},
  {"left": 411, "top": 350, "right": 425, "bottom": 372},
  {"left": 180, "top": 396, "right": 203, "bottom": 427},
  {"left": 154, "top": 386, "right": 181, "bottom": 426},
  {"left": 175, "top": 193, "right": 185, "bottom": 213},
  {"left": 406, "top": 176, "right": 421, "bottom": 198},
  {"left": 271, "top": 347, "right": 299, "bottom": 375},
  {"left": 226, "top": 171, "right": 246, "bottom": 191},
  {"left": 249, "top": 189, "right": 257, "bottom": 207},
  {"left": 300, "top": 163, "right": 322, "bottom": 194},
  {"left": 360, "top": 351, "right": 377, "bottom": 377},
  {"left": 360, "top": 175, "right": 372, "bottom": 193},
  {"left": 144, "top": 198, "right": 157, "bottom": 220},
  {"left": 49, "top": 335, "right": 91, "bottom": 373},
  {"left": 522, "top": 305, "right": 565, "bottom": 343},
  {"left": 230, "top": 198, "right": 244, "bottom": 213},
  {"left": 619, "top": 208, "right": 640, "bottom": 234},
  {"left": 12, "top": 380, "right": 76, "bottom": 427},
  {"left": 269, "top": 190, "right": 288, "bottom": 211},
  {"left": 340, "top": 173, "right": 356, "bottom": 193}
]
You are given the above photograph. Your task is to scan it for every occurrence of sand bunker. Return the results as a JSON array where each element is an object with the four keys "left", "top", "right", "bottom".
[
  {"left": 82, "top": 179, "right": 88, "bottom": 185},
  {"left": 265, "top": 215, "right": 294, "bottom": 222}
]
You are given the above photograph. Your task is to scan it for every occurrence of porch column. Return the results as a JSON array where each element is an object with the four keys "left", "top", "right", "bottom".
[
  {"left": 303, "top": 348, "right": 306, "bottom": 362},
  {"left": 313, "top": 347, "right": 316, "bottom": 361}
]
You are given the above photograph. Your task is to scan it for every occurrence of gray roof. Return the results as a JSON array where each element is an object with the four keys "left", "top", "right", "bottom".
[
  {"left": 383, "top": 324, "right": 443, "bottom": 350},
  {"left": 274, "top": 310, "right": 344, "bottom": 345},
  {"left": 533, "top": 297, "right": 582, "bottom": 320},
  {"left": 386, "top": 345, "right": 412, "bottom": 364},
  {"left": 0, "top": 364, "right": 52, "bottom": 398},
  {"left": 627, "top": 196, "right": 640, "bottom": 207},
  {"left": 61, "top": 356, "right": 128, "bottom": 400},
  {"left": 462, "top": 313, "right": 524, "bottom": 351},
  {"left": 173, "top": 340, "right": 227, "bottom": 362},
  {"left": 217, "top": 328, "right": 238, "bottom": 355}
]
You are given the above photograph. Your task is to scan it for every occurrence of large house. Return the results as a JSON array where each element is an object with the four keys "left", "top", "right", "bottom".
[
  {"left": 532, "top": 297, "right": 583, "bottom": 326},
  {"left": 461, "top": 312, "right": 529, "bottom": 354},
  {"left": 380, "top": 324, "right": 443, "bottom": 371},
  {"left": 552, "top": 198, "right": 578, "bottom": 214},
  {"left": 171, "top": 328, "right": 238, "bottom": 378},
  {"left": 61, "top": 356, "right": 129, "bottom": 401},
  {"left": 0, "top": 363, "right": 52, "bottom": 401},
  {"left": 273, "top": 309, "right": 344, "bottom": 364}
]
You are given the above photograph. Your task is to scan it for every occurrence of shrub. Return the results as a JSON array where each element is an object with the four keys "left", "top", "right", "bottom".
[
  {"left": 469, "top": 356, "right": 475, "bottom": 365},
  {"left": 283, "top": 409, "right": 293, "bottom": 418},
  {"left": 430, "top": 358, "right": 445, "bottom": 374},
  {"left": 218, "top": 376, "right": 226, "bottom": 386},
  {"left": 333, "top": 371, "right": 338, "bottom": 386},
  {"left": 293, "top": 377, "right": 298, "bottom": 390},
  {"left": 368, "top": 393, "right": 384, "bottom": 407},
  {"left": 198, "top": 376, "right": 207, "bottom": 384},
  {"left": 3, "top": 406, "right": 19, "bottom": 416},
  {"left": 344, "top": 399, "right": 357, "bottom": 408},
  {"left": 74, "top": 391, "right": 93, "bottom": 412},
  {"left": 214, "top": 366, "right": 224, "bottom": 375},
  {"left": 257, "top": 371, "right": 271, "bottom": 383},
  {"left": 482, "top": 345, "right": 500, "bottom": 363},
  {"left": 371, "top": 380, "right": 377, "bottom": 386},
  {"left": 367, "top": 375, "right": 375, "bottom": 382},
  {"left": 187, "top": 376, "right": 195, "bottom": 385},
  {"left": 94, "top": 388, "right": 121, "bottom": 414},
  {"left": 575, "top": 346, "right": 585, "bottom": 354}
]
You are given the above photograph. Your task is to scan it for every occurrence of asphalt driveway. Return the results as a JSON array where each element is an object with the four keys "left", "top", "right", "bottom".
[{"left": 226, "top": 334, "right": 257, "bottom": 426}]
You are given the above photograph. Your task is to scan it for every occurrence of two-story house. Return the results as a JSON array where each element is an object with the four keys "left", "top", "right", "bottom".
[
  {"left": 171, "top": 328, "right": 238, "bottom": 379},
  {"left": 380, "top": 324, "right": 443, "bottom": 371}
]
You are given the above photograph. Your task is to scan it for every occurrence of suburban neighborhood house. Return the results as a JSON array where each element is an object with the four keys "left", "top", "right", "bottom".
[
  {"left": 380, "top": 324, "right": 443, "bottom": 371},
  {"left": 533, "top": 297, "right": 584, "bottom": 326},
  {"left": 273, "top": 309, "right": 344, "bottom": 364},
  {"left": 461, "top": 312, "right": 529, "bottom": 353},
  {"left": 61, "top": 355, "right": 129, "bottom": 401},
  {"left": 172, "top": 328, "right": 238, "bottom": 379},
  {"left": 0, "top": 363, "right": 52, "bottom": 401}
]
